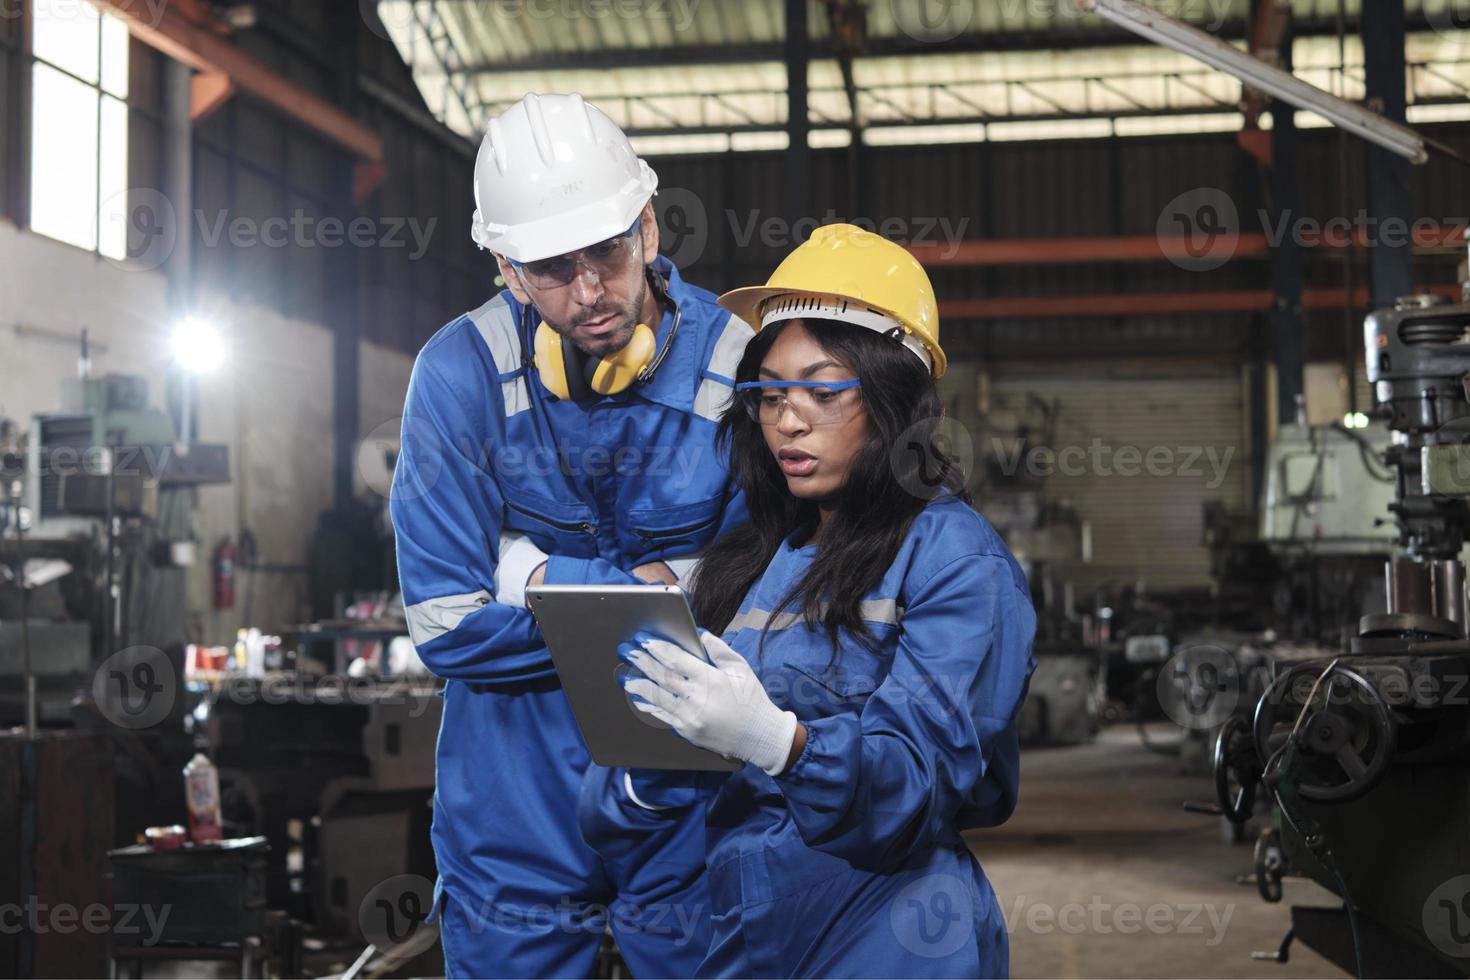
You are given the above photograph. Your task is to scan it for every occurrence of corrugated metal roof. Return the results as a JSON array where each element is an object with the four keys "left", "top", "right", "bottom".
[{"left": 371, "top": 0, "right": 1470, "bottom": 145}]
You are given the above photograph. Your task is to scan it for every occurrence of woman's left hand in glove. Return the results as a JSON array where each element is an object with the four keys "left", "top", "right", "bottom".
[{"left": 618, "top": 630, "right": 801, "bottom": 776}]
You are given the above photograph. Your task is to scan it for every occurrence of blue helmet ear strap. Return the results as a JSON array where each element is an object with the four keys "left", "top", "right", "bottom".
[{"left": 734, "top": 379, "right": 862, "bottom": 392}]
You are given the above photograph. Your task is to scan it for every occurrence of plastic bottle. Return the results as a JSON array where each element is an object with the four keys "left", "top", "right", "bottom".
[
  {"left": 183, "top": 752, "right": 224, "bottom": 843},
  {"left": 245, "top": 627, "right": 264, "bottom": 676}
]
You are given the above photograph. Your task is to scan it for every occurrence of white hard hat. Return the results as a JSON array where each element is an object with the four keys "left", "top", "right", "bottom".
[{"left": 470, "top": 93, "right": 659, "bottom": 263}]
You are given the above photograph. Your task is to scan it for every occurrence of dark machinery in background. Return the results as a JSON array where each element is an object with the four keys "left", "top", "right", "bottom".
[
  {"left": 1126, "top": 413, "right": 1396, "bottom": 780},
  {"left": 971, "top": 391, "right": 1104, "bottom": 746},
  {"left": 1, "top": 368, "right": 230, "bottom": 836},
  {"left": 1, "top": 366, "right": 230, "bottom": 976},
  {"left": 2, "top": 370, "right": 227, "bottom": 722},
  {"left": 1205, "top": 285, "right": 1470, "bottom": 977},
  {"left": 1, "top": 360, "right": 440, "bottom": 976}
]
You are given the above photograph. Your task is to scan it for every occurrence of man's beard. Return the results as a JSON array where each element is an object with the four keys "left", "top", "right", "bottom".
[{"left": 555, "top": 274, "right": 649, "bottom": 360}]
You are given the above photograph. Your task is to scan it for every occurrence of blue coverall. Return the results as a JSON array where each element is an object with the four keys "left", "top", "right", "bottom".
[
  {"left": 591, "top": 494, "right": 1036, "bottom": 978},
  {"left": 390, "top": 256, "right": 751, "bottom": 978}
]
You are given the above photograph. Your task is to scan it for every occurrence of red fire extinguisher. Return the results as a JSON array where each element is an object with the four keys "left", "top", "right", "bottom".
[{"left": 213, "top": 538, "right": 236, "bottom": 610}]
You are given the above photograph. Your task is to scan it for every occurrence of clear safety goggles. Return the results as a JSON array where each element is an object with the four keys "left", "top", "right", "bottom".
[
  {"left": 511, "top": 219, "right": 642, "bottom": 289},
  {"left": 734, "top": 378, "right": 864, "bottom": 426}
]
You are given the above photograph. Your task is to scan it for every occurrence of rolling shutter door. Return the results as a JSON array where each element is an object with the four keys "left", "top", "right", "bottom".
[{"left": 980, "top": 364, "right": 1248, "bottom": 592}]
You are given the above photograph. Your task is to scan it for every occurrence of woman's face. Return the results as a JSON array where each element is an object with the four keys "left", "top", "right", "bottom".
[{"left": 754, "top": 320, "right": 871, "bottom": 503}]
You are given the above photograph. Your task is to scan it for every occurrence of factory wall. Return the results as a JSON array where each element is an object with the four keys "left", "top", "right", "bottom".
[
  {"left": 0, "top": 219, "right": 415, "bottom": 646},
  {"left": 642, "top": 126, "right": 1470, "bottom": 591},
  {"left": 11, "top": 2, "right": 1463, "bottom": 612},
  {"left": 0, "top": 3, "right": 494, "bottom": 648},
  {"left": 654, "top": 124, "right": 1470, "bottom": 363}
]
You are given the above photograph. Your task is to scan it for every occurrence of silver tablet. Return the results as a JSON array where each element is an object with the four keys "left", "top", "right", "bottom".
[{"left": 528, "top": 584, "right": 742, "bottom": 771}]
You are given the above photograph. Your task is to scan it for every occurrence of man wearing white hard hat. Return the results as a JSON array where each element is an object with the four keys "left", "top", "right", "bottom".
[{"left": 390, "top": 93, "right": 751, "bottom": 977}]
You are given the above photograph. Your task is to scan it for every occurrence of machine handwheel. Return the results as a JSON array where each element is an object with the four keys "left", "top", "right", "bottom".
[
  {"left": 1254, "top": 828, "right": 1285, "bottom": 903},
  {"left": 1253, "top": 663, "right": 1396, "bottom": 803},
  {"left": 1213, "top": 714, "right": 1260, "bottom": 823}
]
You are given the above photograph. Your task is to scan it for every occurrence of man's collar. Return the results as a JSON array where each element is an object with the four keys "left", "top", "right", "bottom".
[{"left": 630, "top": 255, "right": 699, "bottom": 414}]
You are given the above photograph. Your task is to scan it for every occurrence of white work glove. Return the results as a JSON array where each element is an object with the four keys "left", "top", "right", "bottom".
[{"left": 620, "top": 631, "right": 799, "bottom": 776}]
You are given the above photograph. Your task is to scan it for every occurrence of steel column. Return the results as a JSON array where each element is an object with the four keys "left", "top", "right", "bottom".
[{"left": 1363, "top": 0, "right": 1413, "bottom": 307}]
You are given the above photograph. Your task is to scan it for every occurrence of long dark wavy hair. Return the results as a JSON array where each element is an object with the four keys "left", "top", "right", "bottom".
[{"left": 689, "top": 317, "right": 971, "bottom": 658}]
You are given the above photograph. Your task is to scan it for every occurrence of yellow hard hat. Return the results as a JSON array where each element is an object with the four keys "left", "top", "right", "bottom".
[{"left": 717, "top": 223, "right": 946, "bottom": 379}]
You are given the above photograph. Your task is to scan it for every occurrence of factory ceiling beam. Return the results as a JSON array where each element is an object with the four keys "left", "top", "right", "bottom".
[
  {"left": 908, "top": 225, "right": 1469, "bottom": 267},
  {"left": 1364, "top": 0, "right": 1414, "bottom": 307},
  {"left": 87, "top": 0, "right": 386, "bottom": 201},
  {"left": 1237, "top": 0, "right": 1290, "bottom": 164},
  {"left": 822, "top": 0, "right": 866, "bottom": 217},
  {"left": 454, "top": 14, "right": 1439, "bottom": 75},
  {"left": 940, "top": 284, "right": 1461, "bottom": 320},
  {"left": 1077, "top": 0, "right": 1428, "bottom": 163},
  {"left": 784, "top": 0, "right": 810, "bottom": 233},
  {"left": 1265, "top": 3, "right": 1305, "bottom": 428}
]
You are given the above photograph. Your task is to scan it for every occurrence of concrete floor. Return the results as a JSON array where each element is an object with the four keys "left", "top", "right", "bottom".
[
  {"left": 972, "top": 724, "right": 1348, "bottom": 979},
  {"left": 155, "top": 723, "right": 1354, "bottom": 979}
]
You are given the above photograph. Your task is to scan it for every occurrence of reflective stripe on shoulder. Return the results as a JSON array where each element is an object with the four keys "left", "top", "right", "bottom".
[
  {"left": 707, "top": 313, "right": 754, "bottom": 378},
  {"left": 693, "top": 314, "right": 754, "bottom": 422},
  {"left": 467, "top": 294, "right": 530, "bottom": 417},
  {"left": 726, "top": 599, "right": 903, "bottom": 635},
  {"left": 405, "top": 590, "right": 492, "bottom": 647}
]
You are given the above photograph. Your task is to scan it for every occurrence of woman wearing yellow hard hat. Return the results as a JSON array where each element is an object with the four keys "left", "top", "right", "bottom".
[{"left": 613, "top": 224, "right": 1037, "bottom": 977}]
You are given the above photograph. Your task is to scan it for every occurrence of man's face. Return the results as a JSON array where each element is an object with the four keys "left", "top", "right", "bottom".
[{"left": 495, "top": 205, "right": 660, "bottom": 360}]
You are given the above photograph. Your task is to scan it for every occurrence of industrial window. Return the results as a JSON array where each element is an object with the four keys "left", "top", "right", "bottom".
[{"left": 28, "top": 0, "right": 129, "bottom": 258}]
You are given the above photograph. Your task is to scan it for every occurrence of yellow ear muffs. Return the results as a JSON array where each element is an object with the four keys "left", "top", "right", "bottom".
[
  {"left": 533, "top": 320, "right": 575, "bottom": 401},
  {"left": 532, "top": 320, "right": 656, "bottom": 400},
  {"left": 588, "top": 322, "right": 655, "bottom": 395}
]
